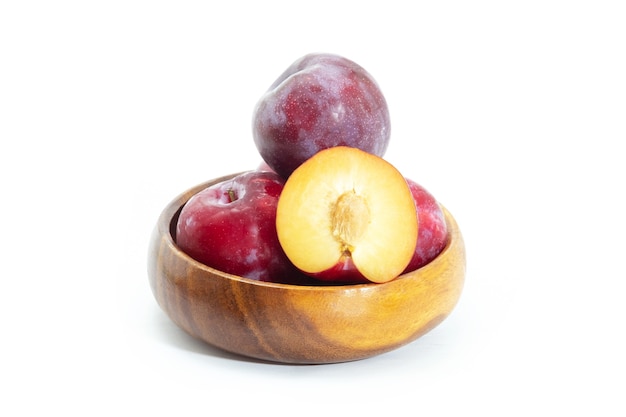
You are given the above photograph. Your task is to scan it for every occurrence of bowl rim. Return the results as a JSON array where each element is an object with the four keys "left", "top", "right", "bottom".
[{"left": 157, "top": 171, "right": 460, "bottom": 292}]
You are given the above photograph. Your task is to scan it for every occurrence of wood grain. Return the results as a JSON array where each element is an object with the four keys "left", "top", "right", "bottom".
[{"left": 148, "top": 174, "right": 466, "bottom": 364}]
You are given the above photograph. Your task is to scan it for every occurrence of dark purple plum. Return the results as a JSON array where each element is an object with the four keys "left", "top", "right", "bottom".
[{"left": 252, "top": 53, "right": 390, "bottom": 179}]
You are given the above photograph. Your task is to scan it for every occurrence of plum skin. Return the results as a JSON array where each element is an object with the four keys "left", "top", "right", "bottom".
[
  {"left": 175, "top": 171, "right": 315, "bottom": 284},
  {"left": 403, "top": 178, "right": 449, "bottom": 273},
  {"left": 252, "top": 53, "right": 391, "bottom": 179}
]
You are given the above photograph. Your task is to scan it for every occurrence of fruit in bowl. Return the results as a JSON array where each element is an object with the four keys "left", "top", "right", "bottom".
[
  {"left": 148, "top": 175, "right": 466, "bottom": 364},
  {"left": 252, "top": 53, "right": 391, "bottom": 179},
  {"left": 403, "top": 178, "right": 449, "bottom": 273},
  {"left": 175, "top": 170, "right": 315, "bottom": 285},
  {"left": 176, "top": 148, "right": 450, "bottom": 286},
  {"left": 276, "top": 146, "right": 418, "bottom": 284}
]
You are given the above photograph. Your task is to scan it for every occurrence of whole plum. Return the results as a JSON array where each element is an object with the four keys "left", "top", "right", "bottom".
[
  {"left": 252, "top": 53, "right": 390, "bottom": 179},
  {"left": 175, "top": 171, "right": 314, "bottom": 285}
]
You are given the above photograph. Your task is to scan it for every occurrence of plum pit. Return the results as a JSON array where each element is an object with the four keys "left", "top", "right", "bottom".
[{"left": 331, "top": 191, "right": 370, "bottom": 256}]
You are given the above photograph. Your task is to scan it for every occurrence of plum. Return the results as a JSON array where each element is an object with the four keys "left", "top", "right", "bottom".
[
  {"left": 252, "top": 53, "right": 390, "bottom": 179},
  {"left": 403, "top": 178, "right": 449, "bottom": 273},
  {"left": 175, "top": 171, "right": 313, "bottom": 284},
  {"left": 276, "top": 147, "right": 417, "bottom": 284}
]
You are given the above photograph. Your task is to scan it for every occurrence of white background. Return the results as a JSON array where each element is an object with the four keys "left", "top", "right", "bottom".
[{"left": 2, "top": 1, "right": 625, "bottom": 415}]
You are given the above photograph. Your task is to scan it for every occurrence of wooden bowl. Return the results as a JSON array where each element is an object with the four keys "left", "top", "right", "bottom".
[{"left": 148, "top": 173, "right": 466, "bottom": 364}]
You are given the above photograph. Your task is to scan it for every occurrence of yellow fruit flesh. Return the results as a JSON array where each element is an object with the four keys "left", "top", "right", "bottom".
[{"left": 276, "top": 147, "right": 417, "bottom": 283}]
